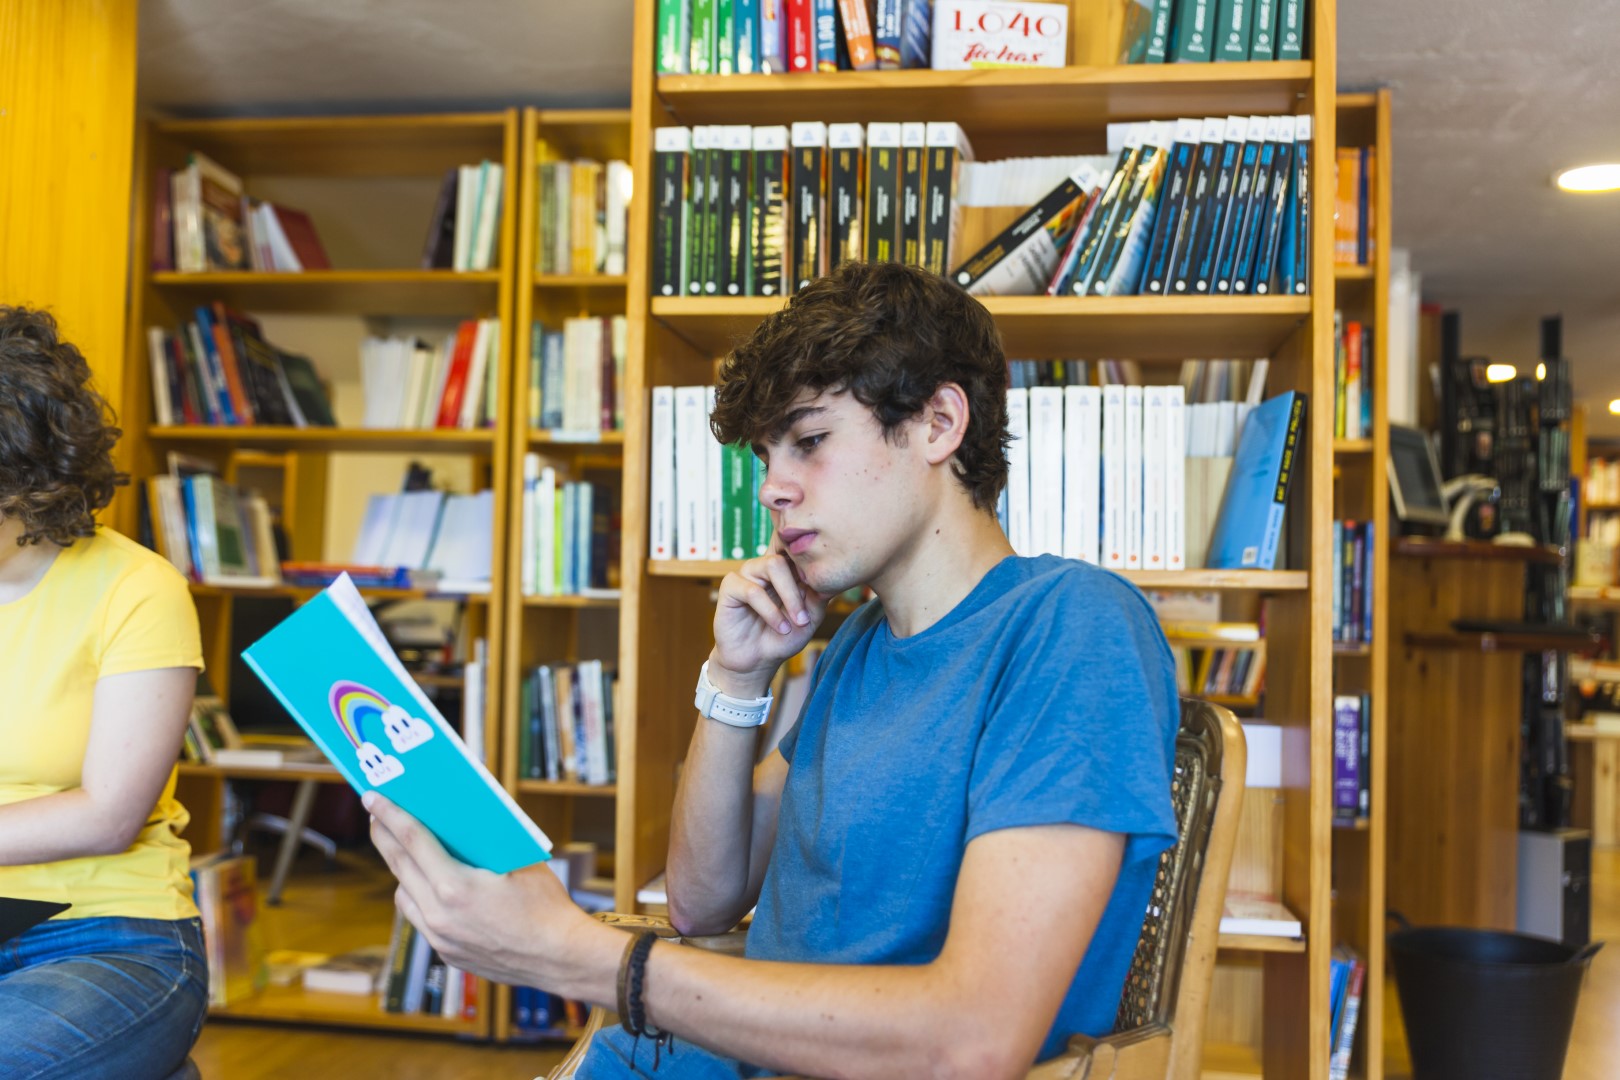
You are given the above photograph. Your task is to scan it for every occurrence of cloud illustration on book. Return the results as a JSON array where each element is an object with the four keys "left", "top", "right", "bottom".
[{"left": 329, "top": 680, "right": 435, "bottom": 786}]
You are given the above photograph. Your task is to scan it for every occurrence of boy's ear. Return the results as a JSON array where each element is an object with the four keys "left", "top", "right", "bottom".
[{"left": 923, "top": 382, "right": 970, "bottom": 466}]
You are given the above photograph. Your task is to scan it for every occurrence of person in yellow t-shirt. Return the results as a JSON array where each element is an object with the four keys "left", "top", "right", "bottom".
[{"left": 0, "top": 307, "right": 208, "bottom": 1079}]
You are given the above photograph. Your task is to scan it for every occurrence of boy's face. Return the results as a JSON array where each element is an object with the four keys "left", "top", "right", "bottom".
[{"left": 752, "top": 389, "right": 934, "bottom": 597}]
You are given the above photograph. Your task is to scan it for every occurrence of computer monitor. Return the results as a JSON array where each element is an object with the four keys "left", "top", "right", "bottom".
[{"left": 1388, "top": 424, "right": 1450, "bottom": 528}]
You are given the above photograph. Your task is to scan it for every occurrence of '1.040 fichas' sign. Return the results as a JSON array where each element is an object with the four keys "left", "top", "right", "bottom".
[{"left": 930, "top": 0, "right": 1069, "bottom": 70}]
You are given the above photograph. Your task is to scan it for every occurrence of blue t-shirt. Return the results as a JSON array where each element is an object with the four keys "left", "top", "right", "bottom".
[{"left": 583, "top": 555, "right": 1178, "bottom": 1077}]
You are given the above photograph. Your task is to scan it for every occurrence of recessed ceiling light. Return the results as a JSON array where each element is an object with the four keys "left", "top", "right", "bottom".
[
  {"left": 1610, "top": 399, "right": 1620, "bottom": 415},
  {"left": 1556, "top": 164, "right": 1620, "bottom": 192},
  {"left": 1486, "top": 364, "right": 1518, "bottom": 383},
  {"left": 1536, "top": 363, "right": 1547, "bottom": 381}
]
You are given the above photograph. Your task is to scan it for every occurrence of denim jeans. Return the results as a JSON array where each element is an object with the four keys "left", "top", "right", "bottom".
[{"left": 0, "top": 915, "right": 209, "bottom": 1080}]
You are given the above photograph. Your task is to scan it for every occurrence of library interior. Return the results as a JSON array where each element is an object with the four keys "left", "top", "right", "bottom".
[{"left": 4, "top": 1, "right": 1620, "bottom": 1078}]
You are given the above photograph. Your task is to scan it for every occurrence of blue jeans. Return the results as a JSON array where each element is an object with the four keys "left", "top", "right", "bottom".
[{"left": 0, "top": 915, "right": 209, "bottom": 1080}]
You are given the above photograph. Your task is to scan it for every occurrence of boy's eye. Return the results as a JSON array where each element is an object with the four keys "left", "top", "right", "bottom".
[{"left": 797, "top": 434, "right": 825, "bottom": 453}]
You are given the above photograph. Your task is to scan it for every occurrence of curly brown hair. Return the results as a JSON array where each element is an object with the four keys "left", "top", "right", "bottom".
[
  {"left": 710, "top": 262, "right": 1011, "bottom": 511},
  {"left": 0, "top": 307, "right": 127, "bottom": 547}
]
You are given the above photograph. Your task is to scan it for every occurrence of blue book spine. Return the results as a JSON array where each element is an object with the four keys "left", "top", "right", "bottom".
[
  {"left": 1141, "top": 135, "right": 1195, "bottom": 294},
  {"left": 1332, "top": 697, "right": 1360, "bottom": 817},
  {"left": 759, "top": 0, "right": 787, "bottom": 72},
  {"left": 1361, "top": 520, "right": 1374, "bottom": 643},
  {"left": 899, "top": 0, "right": 932, "bottom": 67},
  {"left": 1192, "top": 139, "right": 1241, "bottom": 293},
  {"left": 1211, "top": 138, "right": 1261, "bottom": 293},
  {"left": 191, "top": 307, "right": 238, "bottom": 425},
  {"left": 874, "top": 0, "right": 902, "bottom": 67},
  {"left": 811, "top": 0, "right": 838, "bottom": 70},
  {"left": 736, "top": 0, "right": 760, "bottom": 73},
  {"left": 1230, "top": 137, "right": 1278, "bottom": 292},
  {"left": 1289, "top": 120, "right": 1312, "bottom": 293},
  {"left": 1205, "top": 391, "right": 1305, "bottom": 570},
  {"left": 1250, "top": 139, "right": 1293, "bottom": 293}
]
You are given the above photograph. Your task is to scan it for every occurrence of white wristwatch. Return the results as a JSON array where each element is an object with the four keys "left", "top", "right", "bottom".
[{"left": 694, "top": 661, "right": 773, "bottom": 728}]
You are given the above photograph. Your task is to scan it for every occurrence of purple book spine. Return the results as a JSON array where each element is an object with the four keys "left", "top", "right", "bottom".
[{"left": 1333, "top": 696, "right": 1360, "bottom": 820}]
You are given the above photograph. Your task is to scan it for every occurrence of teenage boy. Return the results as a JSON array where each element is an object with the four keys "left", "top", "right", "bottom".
[{"left": 366, "top": 262, "right": 1178, "bottom": 1079}]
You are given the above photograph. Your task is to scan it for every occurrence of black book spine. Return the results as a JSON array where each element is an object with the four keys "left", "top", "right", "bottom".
[
  {"left": 1290, "top": 114, "right": 1313, "bottom": 294},
  {"left": 791, "top": 122, "right": 828, "bottom": 291},
  {"left": 651, "top": 128, "right": 690, "bottom": 298},
  {"left": 1168, "top": 127, "right": 1223, "bottom": 294},
  {"left": 719, "top": 127, "right": 752, "bottom": 296},
  {"left": 1212, "top": 124, "right": 1264, "bottom": 294},
  {"left": 1230, "top": 123, "right": 1281, "bottom": 293},
  {"left": 701, "top": 133, "right": 723, "bottom": 295},
  {"left": 952, "top": 176, "right": 1085, "bottom": 292},
  {"left": 750, "top": 127, "right": 790, "bottom": 297},
  {"left": 920, "top": 128, "right": 962, "bottom": 276},
  {"left": 685, "top": 128, "right": 711, "bottom": 295},
  {"left": 864, "top": 124, "right": 901, "bottom": 263},
  {"left": 1191, "top": 122, "right": 1244, "bottom": 294},
  {"left": 1141, "top": 127, "right": 1198, "bottom": 295},
  {"left": 828, "top": 124, "right": 864, "bottom": 272},
  {"left": 1250, "top": 134, "right": 1294, "bottom": 294},
  {"left": 1068, "top": 142, "right": 1138, "bottom": 294},
  {"left": 898, "top": 123, "right": 926, "bottom": 267}
]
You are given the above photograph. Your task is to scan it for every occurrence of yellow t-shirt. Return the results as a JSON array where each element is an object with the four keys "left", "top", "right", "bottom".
[{"left": 0, "top": 527, "right": 204, "bottom": 920}]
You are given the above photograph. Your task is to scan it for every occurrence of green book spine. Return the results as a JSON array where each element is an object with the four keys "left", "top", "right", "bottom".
[
  {"left": 656, "top": 0, "right": 691, "bottom": 73},
  {"left": 691, "top": 0, "right": 718, "bottom": 74},
  {"left": 1249, "top": 0, "right": 1277, "bottom": 59},
  {"left": 752, "top": 455, "right": 773, "bottom": 556},
  {"left": 716, "top": 0, "right": 736, "bottom": 75},
  {"left": 723, "top": 443, "right": 751, "bottom": 560},
  {"left": 1277, "top": 0, "right": 1304, "bottom": 59},
  {"left": 1214, "top": 0, "right": 1252, "bottom": 61},
  {"left": 750, "top": 127, "right": 790, "bottom": 297},
  {"left": 1147, "top": 0, "right": 1175, "bottom": 62},
  {"left": 1169, "top": 0, "right": 1214, "bottom": 62}
]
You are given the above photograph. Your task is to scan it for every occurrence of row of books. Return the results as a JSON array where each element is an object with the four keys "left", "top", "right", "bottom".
[
  {"left": 536, "top": 159, "right": 632, "bottom": 277},
  {"left": 965, "top": 114, "right": 1313, "bottom": 298},
  {"left": 422, "top": 161, "right": 506, "bottom": 272},
  {"left": 358, "top": 319, "right": 502, "bottom": 430},
  {"left": 1333, "top": 312, "right": 1373, "bottom": 441},
  {"left": 1586, "top": 459, "right": 1620, "bottom": 506},
  {"left": 649, "top": 386, "right": 778, "bottom": 561},
  {"left": 510, "top": 986, "right": 586, "bottom": 1040},
  {"left": 1331, "top": 692, "right": 1372, "bottom": 823},
  {"left": 518, "top": 462, "right": 622, "bottom": 597},
  {"left": 157, "top": 152, "right": 330, "bottom": 274},
  {"left": 148, "top": 472, "right": 280, "bottom": 587},
  {"left": 351, "top": 489, "right": 496, "bottom": 593},
  {"left": 1119, "top": 0, "right": 1308, "bottom": 64},
  {"left": 654, "top": 0, "right": 936, "bottom": 76},
  {"left": 651, "top": 119, "right": 974, "bottom": 297},
  {"left": 1332, "top": 145, "right": 1377, "bottom": 266},
  {"left": 380, "top": 905, "right": 482, "bottom": 1018},
  {"left": 1332, "top": 519, "right": 1375, "bottom": 646},
  {"left": 1328, "top": 945, "right": 1368, "bottom": 1080},
  {"left": 1166, "top": 625, "right": 1266, "bottom": 702},
  {"left": 147, "top": 305, "right": 336, "bottom": 427},
  {"left": 517, "top": 661, "right": 620, "bottom": 786},
  {"left": 527, "top": 316, "right": 628, "bottom": 434}
]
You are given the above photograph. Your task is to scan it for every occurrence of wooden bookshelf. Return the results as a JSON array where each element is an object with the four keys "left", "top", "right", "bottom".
[
  {"left": 614, "top": 3, "right": 1342, "bottom": 1077},
  {"left": 123, "top": 110, "right": 523, "bottom": 1041},
  {"left": 497, "top": 105, "right": 633, "bottom": 1043},
  {"left": 1330, "top": 88, "right": 1393, "bottom": 1080}
]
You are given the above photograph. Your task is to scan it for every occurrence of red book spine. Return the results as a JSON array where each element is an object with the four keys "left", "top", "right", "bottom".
[
  {"left": 434, "top": 321, "right": 479, "bottom": 429},
  {"left": 786, "top": 0, "right": 814, "bottom": 72}
]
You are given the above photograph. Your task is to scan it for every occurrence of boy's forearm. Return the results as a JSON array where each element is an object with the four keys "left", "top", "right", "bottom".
[{"left": 665, "top": 712, "right": 760, "bottom": 934}]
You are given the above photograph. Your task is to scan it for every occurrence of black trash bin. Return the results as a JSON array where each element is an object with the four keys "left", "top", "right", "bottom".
[{"left": 1389, "top": 916, "right": 1601, "bottom": 1080}]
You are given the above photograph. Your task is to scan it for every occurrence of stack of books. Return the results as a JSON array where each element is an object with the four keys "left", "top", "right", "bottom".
[
  {"left": 1333, "top": 312, "right": 1373, "bottom": 440},
  {"left": 155, "top": 151, "right": 331, "bottom": 274},
  {"left": 349, "top": 488, "right": 496, "bottom": 595},
  {"left": 517, "top": 661, "right": 619, "bottom": 786},
  {"left": 421, "top": 161, "right": 506, "bottom": 271},
  {"left": 358, "top": 318, "right": 503, "bottom": 430},
  {"left": 1117, "top": 0, "right": 1309, "bottom": 64},
  {"left": 519, "top": 456, "right": 622, "bottom": 598},
  {"left": 536, "top": 159, "right": 632, "bottom": 276},
  {"left": 528, "top": 315, "right": 628, "bottom": 435},
  {"left": 1333, "top": 144, "right": 1377, "bottom": 265},
  {"left": 144, "top": 469, "right": 281, "bottom": 588},
  {"left": 146, "top": 306, "right": 335, "bottom": 428}
]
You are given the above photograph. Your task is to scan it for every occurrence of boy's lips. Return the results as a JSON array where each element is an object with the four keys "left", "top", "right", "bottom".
[{"left": 779, "top": 528, "right": 817, "bottom": 555}]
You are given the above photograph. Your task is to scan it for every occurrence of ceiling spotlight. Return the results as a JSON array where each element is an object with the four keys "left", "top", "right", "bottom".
[
  {"left": 1536, "top": 362, "right": 1547, "bottom": 381},
  {"left": 1611, "top": 400, "right": 1620, "bottom": 416},
  {"left": 1486, "top": 364, "right": 1518, "bottom": 383},
  {"left": 1556, "top": 164, "right": 1620, "bottom": 192}
]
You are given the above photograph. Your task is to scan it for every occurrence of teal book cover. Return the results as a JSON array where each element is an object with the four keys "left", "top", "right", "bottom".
[{"left": 242, "top": 575, "right": 551, "bottom": 873}]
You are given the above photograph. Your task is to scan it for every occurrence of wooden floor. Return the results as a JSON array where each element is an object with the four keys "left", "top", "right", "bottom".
[
  {"left": 193, "top": 849, "right": 1620, "bottom": 1078},
  {"left": 1385, "top": 845, "right": 1620, "bottom": 1079}
]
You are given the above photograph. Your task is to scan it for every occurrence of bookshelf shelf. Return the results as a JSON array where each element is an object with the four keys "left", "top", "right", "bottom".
[
  {"left": 652, "top": 295, "right": 1312, "bottom": 362},
  {"left": 1333, "top": 643, "right": 1373, "bottom": 657},
  {"left": 655, "top": 63, "right": 1312, "bottom": 153},
  {"left": 648, "top": 560, "right": 1309, "bottom": 592},
  {"left": 1569, "top": 585, "right": 1620, "bottom": 607},
  {"left": 150, "top": 270, "right": 503, "bottom": 316},
  {"left": 515, "top": 779, "right": 618, "bottom": 797},
  {"left": 1334, "top": 439, "right": 1373, "bottom": 454},
  {"left": 1218, "top": 933, "right": 1308, "bottom": 954},
  {"left": 535, "top": 274, "right": 629, "bottom": 289},
  {"left": 527, "top": 429, "right": 625, "bottom": 448},
  {"left": 151, "top": 113, "right": 513, "bottom": 177},
  {"left": 149, "top": 425, "right": 497, "bottom": 454},
  {"left": 521, "top": 593, "right": 622, "bottom": 609},
  {"left": 1333, "top": 264, "right": 1374, "bottom": 280},
  {"left": 188, "top": 582, "right": 492, "bottom": 603},
  {"left": 209, "top": 985, "right": 486, "bottom": 1035}
]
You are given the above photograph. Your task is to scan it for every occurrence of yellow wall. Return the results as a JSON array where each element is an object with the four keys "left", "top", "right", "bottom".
[{"left": 0, "top": 0, "right": 140, "bottom": 466}]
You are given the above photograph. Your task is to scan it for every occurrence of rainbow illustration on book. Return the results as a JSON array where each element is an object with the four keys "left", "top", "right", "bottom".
[{"left": 329, "top": 679, "right": 435, "bottom": 785}]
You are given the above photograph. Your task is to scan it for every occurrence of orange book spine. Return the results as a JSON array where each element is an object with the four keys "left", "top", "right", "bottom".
[
  {"left": 835, "top": 0, "right": 877, "bottom": 70},
  {"left": 434, "top": 321, "right": 479, "bottom": 429},
  {"left": 210, "top": 302, "right": 255, "bottom": 424}
]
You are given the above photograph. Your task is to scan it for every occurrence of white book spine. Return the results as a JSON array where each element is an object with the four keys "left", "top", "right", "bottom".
[
  {"left": 706, "top": 386, "right": 724, "bottom": 560},
  {"left": 674, "top": 386, "right": 710, "bottom": 560},
  {"left": 1027, "top": 387, "right": 1064, "bottom": 556},
  {"left": 521, "top": 453, "right": 540, "bottom": 595},
  {"left": 473, "top": 162, "right": 504, "bottom": 271},
  {"left": 1124, "top": 385, "right": 1144, "bottom": 570},
  {"left": 538, "top": 467, "right": 557, "bottom": 595},
  {"left": 453, "top": 164, "right": 478, "bottom": 272},
  {"left": 147, "top": 327, "right": 173, "bottom": 426},
  {"left": 1166, "top": 385, "right": 1186, "bottom": 571},
  {"left": 459, "top": 320, "right": 494, "bottom": 429},
  {"left": 1062, "top": 386, "right": 1102, "bottom": 564},
  {"left": 1005, "top": 389, "right": 1031, "bottom": 556},
  {"left": 1142, "top": 387, "right": 1168, "bottom": 570},
  {"left": 649, "top": 386, "right": 676, "bottom": 560},
  {"left": 1101, "top": 385, "right": 1126, "bottom": 568}
]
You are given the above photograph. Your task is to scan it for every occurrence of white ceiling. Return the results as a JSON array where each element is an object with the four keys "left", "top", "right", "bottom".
[{"left": 137, "top": 0, "right": 1620, "bottom": 434}]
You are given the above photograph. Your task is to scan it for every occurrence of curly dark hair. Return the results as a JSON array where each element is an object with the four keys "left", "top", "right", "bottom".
[
  {"left": 710, "top": 262, "right": 1011, "bottom": 511},
  {"left": 0, "top": 306, "right": 127, "bottom": 547}
]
